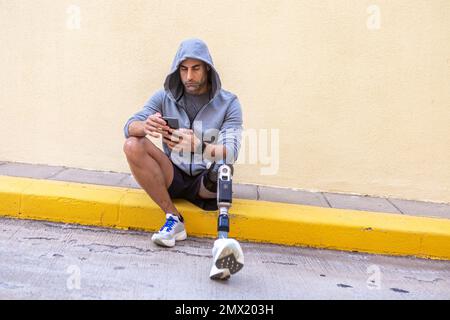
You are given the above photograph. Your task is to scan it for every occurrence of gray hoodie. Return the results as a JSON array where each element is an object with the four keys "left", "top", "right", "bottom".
[{"left": 124, "top": 38, "right": 243, "bottom": 176}]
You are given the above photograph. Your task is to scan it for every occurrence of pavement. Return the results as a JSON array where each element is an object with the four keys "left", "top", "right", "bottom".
[{"left": 1, "top": 217, "right": 449, "bottom": 300}]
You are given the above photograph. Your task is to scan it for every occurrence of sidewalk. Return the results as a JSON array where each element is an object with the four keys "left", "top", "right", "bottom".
[{"left": 1, "top": 161, "right": 449, "bottom": 260}]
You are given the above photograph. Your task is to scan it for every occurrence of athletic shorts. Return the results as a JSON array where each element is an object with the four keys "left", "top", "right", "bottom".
[{"left": 167, "top": 162, "right": 218, "bottom": 211}]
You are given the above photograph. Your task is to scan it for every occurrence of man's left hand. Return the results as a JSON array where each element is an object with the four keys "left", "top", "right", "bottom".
[{"left": 162, "top": 128, "right": 201, "bottom": 153}]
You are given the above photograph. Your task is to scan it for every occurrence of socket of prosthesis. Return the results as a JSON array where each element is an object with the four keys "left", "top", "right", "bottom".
[{"left": 204, "top": 162, "right": 234, "bottom": 193}]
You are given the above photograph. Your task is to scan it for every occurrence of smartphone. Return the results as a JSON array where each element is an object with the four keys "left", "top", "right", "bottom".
[{"left": 162, "top": 116, "right": 180, "bottom": 129}]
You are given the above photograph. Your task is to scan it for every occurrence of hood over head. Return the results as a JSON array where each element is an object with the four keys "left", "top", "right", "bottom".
[{"left": 164, "top": 38, "right": 222, "bottom": 103}]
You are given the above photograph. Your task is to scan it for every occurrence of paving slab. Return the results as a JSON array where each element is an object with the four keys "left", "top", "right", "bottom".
[
  {"left": 49, "top": 168, "right": 128, "bottom": 187},
  {"left": 323, "top": 193, "right": 401, "bottom": 214},
  {"left": 116, "top": 174, "right": 140, "bottom": 189},
  {"left": 0, "top": 162, "right": 66, "bottom": 179},
  {"left": 233, "top": 183, "right": 258, "bottom": 200},
  {"left": 258, "top": 186, "right": 330, "bottom": 207},
  {"left": 388, "top": 199, "right": 450, "bottom": 219}
]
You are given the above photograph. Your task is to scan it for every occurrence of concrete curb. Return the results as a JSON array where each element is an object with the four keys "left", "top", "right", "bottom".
[{"left": 1, "top": 175, "right": 450, "bottom": 260}]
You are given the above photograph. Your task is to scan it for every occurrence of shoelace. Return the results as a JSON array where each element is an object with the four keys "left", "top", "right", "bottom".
[{"left": 160, "top": 217, "right": 177, "bottom": 232}]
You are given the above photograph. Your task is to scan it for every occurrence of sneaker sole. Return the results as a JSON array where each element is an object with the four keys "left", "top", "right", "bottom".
[
  {"left": 152, "top": 230, "right": 187, "bottom": 248},
  {"left": 215, "top": 253, "right": 244, "bottom": 275},
  {"left": 210, "top": 269, "right": 231, "bottom": 281}
]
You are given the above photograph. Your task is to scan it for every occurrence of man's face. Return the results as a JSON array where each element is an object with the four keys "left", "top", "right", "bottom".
[{"left": 179, "top": 58, "right": 209, "bottom": 95}]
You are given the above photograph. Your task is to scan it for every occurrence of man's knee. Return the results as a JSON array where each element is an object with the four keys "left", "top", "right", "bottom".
[{"left": 123, "top": 137, "right": 146, "bottom": 158}]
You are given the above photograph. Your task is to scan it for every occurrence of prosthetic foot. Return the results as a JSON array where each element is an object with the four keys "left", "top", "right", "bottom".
[{"left": 209, "top": 164, "right": 244, "bottom": 281}]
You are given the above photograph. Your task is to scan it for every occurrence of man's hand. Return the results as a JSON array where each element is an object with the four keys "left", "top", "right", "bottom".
[
  {"left": 144, "top": 113, "right": 170, "bottom": 138},
  {"left": 162, "top": 128, "right": 201, "bottom": 153}
]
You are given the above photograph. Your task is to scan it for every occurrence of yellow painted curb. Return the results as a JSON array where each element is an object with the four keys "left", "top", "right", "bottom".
[{"left": 1, "top": 175, "right": 450, "bottom": 260}]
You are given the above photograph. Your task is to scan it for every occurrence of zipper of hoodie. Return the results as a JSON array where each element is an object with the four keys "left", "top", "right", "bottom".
[
  {"left": 174, "top": 85, "right": 214, "bottom": 176},
  {"left": 188, "top": 95, "right": 215, "bottom": 176}
]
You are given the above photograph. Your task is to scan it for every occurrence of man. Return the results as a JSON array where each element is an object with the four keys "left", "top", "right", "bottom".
[{"left": 123, "top": 38, "right": 243, "bottom": 249}]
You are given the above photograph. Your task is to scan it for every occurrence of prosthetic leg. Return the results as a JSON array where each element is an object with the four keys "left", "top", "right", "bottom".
[{"left": 209, "top": 164, "right": 244, "bottom": 280}]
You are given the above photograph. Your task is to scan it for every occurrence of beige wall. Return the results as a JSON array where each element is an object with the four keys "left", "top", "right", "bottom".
[{"left": 1, "top": 0, "right": 449, "bottom": 203}]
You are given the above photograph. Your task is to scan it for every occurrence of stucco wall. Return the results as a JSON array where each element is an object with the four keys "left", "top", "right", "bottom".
[{"left": 1, "top": 0, "right": 449, "bottom": 203}]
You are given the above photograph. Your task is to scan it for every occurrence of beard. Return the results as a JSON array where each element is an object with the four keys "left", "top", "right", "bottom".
[{"left": 183, "top": 78, "right": 208, "bottom": 94}]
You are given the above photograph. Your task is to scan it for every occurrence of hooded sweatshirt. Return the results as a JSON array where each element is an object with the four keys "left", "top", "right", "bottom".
[{"left": 124, "top": 38, "right": 243, "bottom": 176}]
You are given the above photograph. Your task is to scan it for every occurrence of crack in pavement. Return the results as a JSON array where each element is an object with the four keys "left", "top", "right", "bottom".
[
  {"left": 404, "top": 276, "right": 444, "bottom": 284},
  {"left": 41, "top": 223, "right": 147, "bottom": 237},
  {"left": 262, "top": 261, "right": 298, "bottom": 266},
  {"left": 74, "top": 243, "right": 211, "bottom": 258},
  {"left": 22, "top": 237, "right": 59, "bottom": 241},
  {"left": 0, "top": 282, "right": 24, "bottom": 290}
]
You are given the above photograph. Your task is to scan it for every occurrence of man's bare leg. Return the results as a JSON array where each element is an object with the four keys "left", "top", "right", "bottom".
[{"left": 123, "top": 136, "right": 181, "bottom": 217}]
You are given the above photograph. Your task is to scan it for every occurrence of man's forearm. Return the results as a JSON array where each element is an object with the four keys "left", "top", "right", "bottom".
[{"left": 128, "top": 121, "right": 146, "bottom": 137}]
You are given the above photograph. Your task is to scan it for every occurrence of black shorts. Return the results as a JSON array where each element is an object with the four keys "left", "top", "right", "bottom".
[{"left": 167, "top": 162, "right": 218, "bottom": 211}]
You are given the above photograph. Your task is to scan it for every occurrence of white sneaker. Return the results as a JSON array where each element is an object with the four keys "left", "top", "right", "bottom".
[
  {"left": 151, "top": 214, "right": 187, "bottom": 248},
  {"left": 210, "top": 238, "right": 244, "bottom": 280}
]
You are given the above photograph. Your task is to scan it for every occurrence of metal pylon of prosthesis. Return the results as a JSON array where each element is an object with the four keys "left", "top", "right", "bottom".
[{"left": 217, "top": 164, "right": 233, "bottom": 239}]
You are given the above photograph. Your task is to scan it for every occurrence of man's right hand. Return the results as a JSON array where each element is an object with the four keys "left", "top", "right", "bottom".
[{"left": 144, "top": 113, "right": 170, "bottom": 138}]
